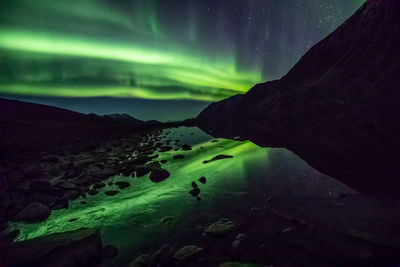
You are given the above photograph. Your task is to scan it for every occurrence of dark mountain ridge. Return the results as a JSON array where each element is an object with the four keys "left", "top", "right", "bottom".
[{"left": 198, "top": 0, "right": 400, "bottom": 124}]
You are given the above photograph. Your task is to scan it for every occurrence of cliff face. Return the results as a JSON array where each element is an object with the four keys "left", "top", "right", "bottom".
[
  {"left": 196, "top": 0, "right": 400, "bottom": 196},
  {"left": 197, "top": 0, "right": 400, "bottom": 125}
]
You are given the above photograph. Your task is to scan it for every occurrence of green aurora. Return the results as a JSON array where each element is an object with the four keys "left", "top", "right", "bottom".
[{"left": 0, "top": 0, "right": 365, "bottom": 104}]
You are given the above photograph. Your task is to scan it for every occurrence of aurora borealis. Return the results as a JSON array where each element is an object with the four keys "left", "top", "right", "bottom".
[{"left": 0, "top": 0, "right": 365, "bottom": 120}]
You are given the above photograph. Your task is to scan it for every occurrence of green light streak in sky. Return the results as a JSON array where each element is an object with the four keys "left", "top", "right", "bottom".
[{"left": 0, "top": 29, "right": 261, "bottom": 101}]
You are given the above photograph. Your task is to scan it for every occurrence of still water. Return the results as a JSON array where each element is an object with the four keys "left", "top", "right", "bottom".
[{"left": 12, "top": 127, "right": 399, "bottom": 265}]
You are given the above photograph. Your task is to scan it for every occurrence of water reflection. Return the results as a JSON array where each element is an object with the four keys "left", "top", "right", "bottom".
[{"left": 11, "top": 126, "right": 399, "bottom": 265}]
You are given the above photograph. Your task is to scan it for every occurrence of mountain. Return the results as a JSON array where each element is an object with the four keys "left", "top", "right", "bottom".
[
  {"left": 103, "top": 113, "right": 149, "bottom": 125},
  {"left": 0, "top": 98, "right": 153, "bottom": 162},
  {"left": 196, "top": 0, "right": 400, "bottom": 196},
  {"left": 197, "top": 0, "right": 400, "bottom": 125}
]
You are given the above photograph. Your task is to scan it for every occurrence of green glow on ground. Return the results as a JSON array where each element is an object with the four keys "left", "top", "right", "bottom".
[{"left": 12, "top": 129, "right": 269, "bottom": 242}]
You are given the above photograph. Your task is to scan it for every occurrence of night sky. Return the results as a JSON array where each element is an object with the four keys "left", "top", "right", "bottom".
[{"left": 0, "top": 0, "right": 365, "bottom": 121}]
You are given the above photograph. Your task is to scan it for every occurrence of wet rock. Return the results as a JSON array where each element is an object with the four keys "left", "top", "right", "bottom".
[
  {"left": 105, "top": 190, "right": 119, "bottom": 196},
  {"left": 129, "top": 254, "right": 150, "bottom": 267},
  {"left": 2, "top": 228, "right": 103, "bottom": 267},
  {"left": 55, "top": 181, "right": 77, "bottom": 190},
  {"left": 182, "top": 144, "right": 192, "bottom": 151},
  {"left": 160, "top": 216, "right": 174, "bottom": 225},
  {"left": 281, "top": 227, "right": 294, "bottom": 233},
  {"left": 87, "top": 166, "right": 114, "bottom": 179},
  {"left": 148, "top": 244, "right": 175, "bottom": 267},
  {"left": 147, "top": 161, "right": 161, "bottom": 168},
  {"left": 173, "top": 154, "right": 185, "bottom": 160},
  {"left": 50, "top": 199, "right": 69, "bottom": 210},
  {"left": 205, "top": 218, "right": 235, "bottom": 238},
  {"left": 102, "top": 244, "right": 118, "bottom": 259},
  {"left": 159, "top": 146, "right": 172, "bottom": 152},
  {"left": 189, "top": 187, "right": 200, "bottom": 197},
  {"left": 174, "top": 245, "right": 203, "bottom": 262},
  {"left": 135, "top": 165, "right": 151, "bottom": 177},
  {"left": 88, "top": 189, "right": 99, "bottom": 196},
  {"left": 232, "top": 233, "right": 246, "bottom": 249},
  {"left": 61, "top": 190, "right": 80, "bottom": 200},
  {"left": 199, "top": 176, "right": 206, "bottom": 184},
  {"left": 203, "top": 155, "right": 233, "bottom": 164},
  {"left": 346, "top": 228, "right": 392, "bottom": 247},
  {"left": 149, "top": 168, "right": 170, "bottom": 182},
  {"left": 115, "top": 181, "right": 131, "bottom": 189},
  {"left": 250, "top": 207, "right": 260, "bottom": 213},
  {"left": 13, "top": 202, "right": 51, "bottom": 223}
]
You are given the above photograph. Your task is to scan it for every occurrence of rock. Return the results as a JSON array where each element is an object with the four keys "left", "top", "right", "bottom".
[
  {"left": 159, "top": 146, "right": 172, "bottom": 152},
  {"left": 87, "top": 166, "right": 114, "bottom": 179},
  {"left": 199, "top": 176, "right": 206, "bottom": 184},
  {"left": 148, "top": 244, "right": 175, "bottom": 267},
  {"left": 61, "top": 190, "right": 80, "bottom": 200},
  {"left": 68, "top": 218, "right": 78, "bottom": 222},
  {"left": 232, "top": 233, "right": 246, "bottom": 249},
  {"left": 211, "top": 140, "right": 219, "bottom": 143},
  {"left": 203, "top": 155, "right": 233, "bottom": 164},
  {"left": 160, "top": 216, "right": 174, "bottom": 225},
  {"left": 191, "top": 181, "right": 198, "bottom": 188},
  {"left": 281, "top": 227, "right": 294, "bottom": 233},
  {"left": 29, "top": 180, "right": 52, "bottom": 192},
  {"left": 149, "top": 168, "right": 170, "bottom": 183},
  {"left": 56, "top": 181, "right": 77, "bottom": 190},
  {"left": 129, "top": 254, "right": 150, "bottom": 267},
  {"left": 2, "top": 228, "right": 103, "bottom": 267},
  {"left": 102, "top": 244, "right": 118, "bottom": 259},
  {"left": 205, "top": 218, "right": 235, "bottom": 238},
  {"left": 174, "top": 245, "right": 203, "bottom": 262},
  {"left": 105, "top": 190, "right": 119, "bottom": 196},
  {"left": 182, "top": 144, "right": 192, "bottom": 151},
  {"left": 115, "top": 181, "right": 131, "bottom": 189},
  {"left": 13, "top": 202, "right": 51, "bottom": 223},
  {"left": 50, "top": 199, "right": 68, "bottom": 210},
  {"left": 135, "top": 165, "right": 151, "bottom": 177},
  {"left": 173, "top": 155, "right": 185, "bottom": 160},
  {"left": 160, "top": 160, "right": 167, "bottom": 164},
  {"left": 189, "top": 187, "right": 200, "bottom": 197},
  {"left": 250, "top": 207, "right": 260, "bottom": 213},
  {"left": 88, "top": 189, "right": 99, "bottom": 196}
]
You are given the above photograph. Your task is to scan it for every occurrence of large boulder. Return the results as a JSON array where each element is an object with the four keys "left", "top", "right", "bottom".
[
  {"left": 12, "top": 202, "right": 51, "bottom": 223},
  {"left": 2, "top": 228, "right": 103, "bottom": 267},
  {"left": 149, "top": 168, "right": 170, "bottom": 183},
  {"left": 204, "top": 218, "right": 235, "bottom": 238},
  {"left": 174, "top": 245, "right": 203, "bottom": 262},
  {"left": 148, "top": 244, "right": 175, "bottom": 267}
]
